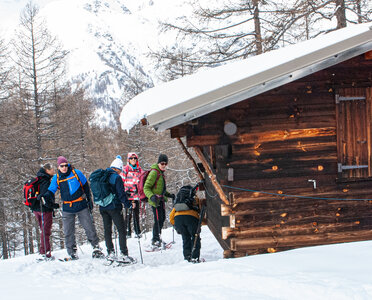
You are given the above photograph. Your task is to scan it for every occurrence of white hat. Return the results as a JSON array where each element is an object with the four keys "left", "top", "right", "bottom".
[{"left": 110, "top": 156, "right": 123, "bottom": 171}]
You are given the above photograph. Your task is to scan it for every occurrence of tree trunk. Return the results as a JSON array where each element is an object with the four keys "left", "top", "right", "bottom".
[
  {"left": 27, "top": 210, "right": 34, "bottom": 254},
  {"left": 0, "top": 198, "right": 8, "bottom": 259},
  {"left": 253, "top": 0, "right": 263, "bottom": 55},
  {"left": 335, "top": 0, "right": 347, "bottom": 28},
  {"left": 22, "top": 210, "right": 29, "bottom": 255}
]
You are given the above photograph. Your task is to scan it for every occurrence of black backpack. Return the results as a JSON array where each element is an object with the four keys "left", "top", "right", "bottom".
[
  {"left": 174, "top": 185, "right": 198, "bottom": 212},
  {"left": 89, "top": 169, "right": 115, "bottom": 207}
]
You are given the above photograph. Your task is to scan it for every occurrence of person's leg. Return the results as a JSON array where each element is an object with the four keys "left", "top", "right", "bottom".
[
  {"left": 33, "top": 212, "right": 44, "bottom": 254},
  {"left": 43, "top": 212, "right": 53, "bottom": 255},
  {"left": 125, "top": 208, "right": 132, "bottom": 237},
  {"left": 77, "top": 208, "right": 99, "bottom": 247},
  {"left": 187, "top": 216, "right": 201, "bottom": 260},
  {"left": 133, "top": 203, "right": 141, "bottom": 235},
  {"left": 111, "top": 209, "right": 128, "bottom": 255},
  {"left": 100, "top": 209, "right": 114, "bottom": 253},
  {"left": 175, "top": 216, "right": 192, "bottom": 260},
  {"left": 62, "top": 211, "right": 76, "bottom": 256},
  {"left": 157, "top": 201, "right": 166, "bottom": 238},
  {"left": 151, "top": 206, "right": 160, "bottom": 243}
]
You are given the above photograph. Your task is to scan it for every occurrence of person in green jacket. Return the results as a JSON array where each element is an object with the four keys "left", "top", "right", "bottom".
[{"left": 144, "top": 154, "right": 175, "bottom": 247}]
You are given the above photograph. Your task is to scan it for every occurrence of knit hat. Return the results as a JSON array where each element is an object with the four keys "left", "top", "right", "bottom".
[
  {"left": 57, "top": 156, "right": 68, "bottom": 166},
  {"left": 157, "top": 154, "right": 168, "bottom": 164},
  {"left": 110, "top": 155, "right": 123, "bottom": 171}
]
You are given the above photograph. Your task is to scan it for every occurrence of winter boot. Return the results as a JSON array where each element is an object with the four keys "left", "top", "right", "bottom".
[
  {"left": 117, "top": 252, "right": 136, "bottom": 264},
  {"left": 92, "top": 245, "right": 104, "bottom": 259},
  {"left": 106, "top": 249, "right": 116, "bottom": 260},
  {"left": 70, "top": 253, "right": 79, "bottom": 260}
]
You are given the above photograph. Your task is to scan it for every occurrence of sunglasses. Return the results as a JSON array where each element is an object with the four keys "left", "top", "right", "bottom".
[
  {"left": 129, "top": 157, "right": 137, "bottom": 160},
  {"left": 160, "top": 162, "right": 167, "bottom": 166},
  {"left": 59, "top": 164, "right": 68, "bottom": 168}
]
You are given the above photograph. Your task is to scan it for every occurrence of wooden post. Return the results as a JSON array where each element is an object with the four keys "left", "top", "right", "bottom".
[
  {"left": 176, "top": 137, "right": 204, "bottom": 181},
  {"left": 193, "top": 146, "right": 230, "bottom": 205}
]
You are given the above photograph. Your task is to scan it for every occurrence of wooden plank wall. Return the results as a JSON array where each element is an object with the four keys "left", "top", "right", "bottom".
[{"left": 170, "top": 54, "right": 372, "bottom": 257}]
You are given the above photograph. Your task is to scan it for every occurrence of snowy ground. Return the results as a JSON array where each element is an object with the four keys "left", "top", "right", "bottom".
[{"left": 1, "top": 226, "right": 372, "bottom": 300}]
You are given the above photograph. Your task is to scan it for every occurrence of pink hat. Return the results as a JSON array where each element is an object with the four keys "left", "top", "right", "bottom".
[{"left": 57, "top": 156, "right": 68, "bottom": 166}]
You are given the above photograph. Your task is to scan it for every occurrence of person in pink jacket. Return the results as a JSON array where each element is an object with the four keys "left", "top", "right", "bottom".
[{"left": 121, "top": 152, "right": 143, "bottom": 237}]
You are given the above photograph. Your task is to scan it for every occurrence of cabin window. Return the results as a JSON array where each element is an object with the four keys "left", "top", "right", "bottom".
[{"left": 336, "top": 88, "right": 372, "bottom": 179}]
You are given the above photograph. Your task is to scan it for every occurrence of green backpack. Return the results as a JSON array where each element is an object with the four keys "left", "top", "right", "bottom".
[{"left": 89, "top": 169, "right": 115, "bottom": 207}]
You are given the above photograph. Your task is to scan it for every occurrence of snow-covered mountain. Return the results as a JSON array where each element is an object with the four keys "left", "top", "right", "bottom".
[{"left": 33, "top": 0, "right": 188, "bottom": 127}]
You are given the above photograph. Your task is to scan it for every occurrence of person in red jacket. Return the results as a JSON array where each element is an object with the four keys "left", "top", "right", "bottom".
[{"left": 120, "top": 152, "right": 143, "bottom": 238}]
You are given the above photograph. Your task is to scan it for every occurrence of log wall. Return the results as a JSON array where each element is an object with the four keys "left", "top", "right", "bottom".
[{"left": 170, "top": 53, "right": 372, "bottom": 257}]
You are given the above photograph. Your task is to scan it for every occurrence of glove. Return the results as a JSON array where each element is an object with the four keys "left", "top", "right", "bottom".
[
  {"left": 87, "top": 200, "right": 94, "bottom": 212},
  {"left": 52, "top": 203, "right": 60, "bottom": 209},
  {"left": 150, "top": 195, "right": 160, "bottom": 207},
  {"left": 168, "top": 193, "right": 176, "bottom": 200}
]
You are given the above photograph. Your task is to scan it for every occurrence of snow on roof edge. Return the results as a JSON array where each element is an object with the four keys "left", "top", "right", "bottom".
[{"left": 120, "top": 22, "right": 372, "bottom": 132}]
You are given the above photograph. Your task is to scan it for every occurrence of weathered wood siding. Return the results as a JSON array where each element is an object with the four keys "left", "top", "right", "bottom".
[{"left": 171, "top": 53, "right": 372, "bottom": 257}]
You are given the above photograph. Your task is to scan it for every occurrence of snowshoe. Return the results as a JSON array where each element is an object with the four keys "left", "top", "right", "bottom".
[
  {"left": 59, "top": 255, "right": 78, "bottom": 262},
  {"left": 104, "top": 255, "right": 137, "bottom": 267},
  {"left": 36, "top": 254, "right": 55, "bottom": 262},
  {"left": 190, "top": 257, "right": 205, "bottom": 264},
  {"left": 145, "top": 241, "right": 172, "bottom": 252},
  {"left": 92, "top": 246, "right": 105, "bottom": 259}
]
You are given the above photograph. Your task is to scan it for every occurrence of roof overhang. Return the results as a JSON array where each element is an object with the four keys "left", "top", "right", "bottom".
[
  {"left": 147, "top": 42, "right": 372, "bottom": 131},
  {"left": 146, "top": 25, "right": 372, "bottom": 131}
]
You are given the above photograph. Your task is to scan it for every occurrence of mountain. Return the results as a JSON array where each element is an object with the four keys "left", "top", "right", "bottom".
[{"left": 37, "top": 0, "right": 186, "bottom": 127}]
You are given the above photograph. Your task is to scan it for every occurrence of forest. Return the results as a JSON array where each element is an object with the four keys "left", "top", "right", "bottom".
[{"left": 0, "top": 0, "right": 370, "bottom": 259}]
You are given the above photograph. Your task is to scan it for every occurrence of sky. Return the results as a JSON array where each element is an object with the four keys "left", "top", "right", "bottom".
[
  {"left": 1, "top": 225, "right": 372, "bottom": 299},
  {"left": 0, "top": 0, "right": 54, "bottom": 34}
]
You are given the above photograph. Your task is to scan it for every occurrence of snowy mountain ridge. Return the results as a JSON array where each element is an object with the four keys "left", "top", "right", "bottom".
[{"left": 36, "top": 0, "right": 186, "bottom": 127}]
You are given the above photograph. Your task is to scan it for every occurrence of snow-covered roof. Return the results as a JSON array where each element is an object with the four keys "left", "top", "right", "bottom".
[{"left": 120, "top": 22, "right": 372, "bottom": 132}]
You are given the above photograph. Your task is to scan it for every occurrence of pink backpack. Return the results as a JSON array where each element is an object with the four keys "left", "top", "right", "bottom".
[{"left": 137, "top": 169, "right": 161, "bottom": 201}]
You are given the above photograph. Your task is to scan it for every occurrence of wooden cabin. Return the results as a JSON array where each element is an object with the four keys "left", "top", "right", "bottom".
[{"left": 122, "top": 23, "right": 372, "bottom": 257}]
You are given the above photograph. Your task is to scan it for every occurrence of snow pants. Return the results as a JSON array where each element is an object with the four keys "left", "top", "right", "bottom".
[
  {"left": 33, "top": 211, "right": 53, "bottom": 255},
  {"left": 100, "top": 208, "right": 128, "bottom": 255},
  {"left": 62, "top": 208, "right": 99, "bottom": 256},
  {"left": 174, "top": 214, "right": 201, "bottom": 260},
  {"left": 151, "top": 201, "right": 165, "bottom": 243},
  {"left": 125, "top": 203, "right": 141, "bottom": 236}
]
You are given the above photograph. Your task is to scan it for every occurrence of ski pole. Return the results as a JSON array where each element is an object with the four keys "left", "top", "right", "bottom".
[
  {"left": 40, "top": 197, "right": 48, "bottom": 258},
  {"left": 133, "top": 208, "right": 143, "bottom": 264},
  {"left": 191, "top": 205, "right": 206, "bottom": 260}
]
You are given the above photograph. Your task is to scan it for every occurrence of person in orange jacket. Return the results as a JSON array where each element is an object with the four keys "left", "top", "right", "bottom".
[{"left": 170, "top": 185, "right": 201, "bottom": 262}]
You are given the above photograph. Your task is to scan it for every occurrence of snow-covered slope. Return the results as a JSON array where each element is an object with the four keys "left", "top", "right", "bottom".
[
  {"left": 2, "top": 226, "right": 372, "bottom": 299},
  {"left": 35, "top": 0, "right": 187, "bottom": 127}
]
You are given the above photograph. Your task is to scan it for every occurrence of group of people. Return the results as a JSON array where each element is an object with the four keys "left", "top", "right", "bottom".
[{"left": 29, "top": 153, "right": 203, "bottom": 263}]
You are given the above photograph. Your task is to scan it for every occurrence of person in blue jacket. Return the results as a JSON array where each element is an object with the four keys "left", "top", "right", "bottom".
[
  {"left": 99, "top": 156, "right": 134, "bottom": 262},
  {"left": 45, "top": 156, "right": 102, "bottom": 260}
]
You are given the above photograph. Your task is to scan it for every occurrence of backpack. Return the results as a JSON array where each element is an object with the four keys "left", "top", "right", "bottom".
[
  {"left": 89, "top": 169, "right": 115, "bottom": 207},
  {"left": 138, "top": 168, "right": 161, "bottom": 201},
  {"left": 174, "top": 185, "right": 198, "bottom": 212},
  {"left": 23, "top": 177, "right": 40, "bottom": 207}
]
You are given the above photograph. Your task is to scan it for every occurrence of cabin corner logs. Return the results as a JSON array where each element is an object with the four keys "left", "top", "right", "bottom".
[{"left": 170, "top": 53, "right": 372, "bottom": 258}]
